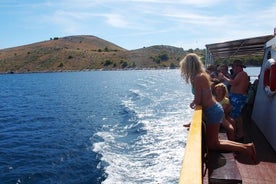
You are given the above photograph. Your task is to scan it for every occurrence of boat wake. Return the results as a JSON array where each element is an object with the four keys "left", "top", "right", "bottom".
[{"left": 92, "top": 70, "right": 194, "bottom": 183}]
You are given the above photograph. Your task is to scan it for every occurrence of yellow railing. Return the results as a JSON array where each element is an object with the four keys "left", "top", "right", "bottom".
[{"left": 179, "top": 106, "right": 203, "bottom": 184}]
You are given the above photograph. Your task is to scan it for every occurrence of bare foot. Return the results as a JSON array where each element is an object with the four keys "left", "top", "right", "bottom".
[{"left": 247, "top": 143, "right": 257, "bottom": 163}]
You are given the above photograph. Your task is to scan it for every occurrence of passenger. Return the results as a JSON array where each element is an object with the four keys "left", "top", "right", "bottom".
[
  {"left": 213, "top": 83, "right": 235, "bottom": 141},
  {"left": 180, "top": 53, "right": 256, "bottom": 162},
  {"left": 218, "top": 60, "right": 249, "bottom": 142},
  {"left": 206, "top": 64, "right": 218, "bottom": 77},
  {"left": 218, "top": 64, "right": 231, "bottom": 90},
  {"left": 218, "top": 64, "right": 231, "bottom": 78}
]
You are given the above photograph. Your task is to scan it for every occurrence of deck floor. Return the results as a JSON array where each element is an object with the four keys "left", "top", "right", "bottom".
[
  {"left": 235, "top": 114, "right": 276, "bottom": 184},
  {"left": 203, "top": 109, "right": 276, "bottom": 184}
]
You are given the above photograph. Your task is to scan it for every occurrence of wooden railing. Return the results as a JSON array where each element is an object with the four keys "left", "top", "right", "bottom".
[{"left": 179, "top": 106, "right": 203, "bottom": 184}]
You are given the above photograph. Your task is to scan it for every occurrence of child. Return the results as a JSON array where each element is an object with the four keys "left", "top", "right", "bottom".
[{"left": 214, "top": 83, "right": 236, "bottom": 140}]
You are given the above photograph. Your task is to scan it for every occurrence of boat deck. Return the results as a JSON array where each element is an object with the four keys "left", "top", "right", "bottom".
[
  {"left": 235, "top": 114, "right": 276, "bottom": 184},
  {"left": 203, "top": 110, "right": 276, "bottom": 184}
]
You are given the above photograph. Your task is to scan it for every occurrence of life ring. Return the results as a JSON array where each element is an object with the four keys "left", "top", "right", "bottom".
[{"left": 263, "top": 58, "right": 276, "bottom": 97}]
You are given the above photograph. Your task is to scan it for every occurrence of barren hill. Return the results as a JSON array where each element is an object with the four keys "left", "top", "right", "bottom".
[{"left": 0, "top": 35, "right": 187, "bottom": 73}]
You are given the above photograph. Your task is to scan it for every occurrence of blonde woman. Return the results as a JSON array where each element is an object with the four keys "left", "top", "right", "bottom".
[{"left": 179, "top": 53, "right": 256, "bottom": 163}]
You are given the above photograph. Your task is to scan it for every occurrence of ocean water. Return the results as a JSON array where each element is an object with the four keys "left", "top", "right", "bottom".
[
  {"left": 244, "top": 67, "right": 261, "bottom": 83},
  {"left": 0, "top": 67, "right": 260, "bottom": 184},
  {"left": 0, "top": 69, "right": 194, "bottom": 184}
]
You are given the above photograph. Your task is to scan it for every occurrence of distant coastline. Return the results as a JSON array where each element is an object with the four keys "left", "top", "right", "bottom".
[{"left": 0, "top": 35, "right": 262, "bottom": 74}]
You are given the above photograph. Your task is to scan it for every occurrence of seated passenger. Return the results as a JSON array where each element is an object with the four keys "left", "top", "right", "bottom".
[{"left": 214, "top": 83, "right": 236, "bottom": 140}]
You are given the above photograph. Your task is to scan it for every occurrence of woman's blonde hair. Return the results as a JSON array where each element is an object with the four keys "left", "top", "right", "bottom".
[
  {"left": 214, "top": 83, "right": 229, "bottom": 97},
  {"left": 180, "top": 53, "right": 206, "bottom": 83}
]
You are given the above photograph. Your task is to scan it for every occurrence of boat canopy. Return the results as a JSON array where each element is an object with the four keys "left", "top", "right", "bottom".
[{"left": 205, "top": 35, "right": 274, "bottom": 65}]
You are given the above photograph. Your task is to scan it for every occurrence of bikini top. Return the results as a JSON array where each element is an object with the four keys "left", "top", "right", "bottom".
[{"left": 192, "top": 86, "right": 212, "bottom": 96}]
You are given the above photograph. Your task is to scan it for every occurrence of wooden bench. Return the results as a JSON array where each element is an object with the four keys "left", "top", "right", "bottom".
[{"left": 207, "top": 132, "right": 242, "bottom": 184}]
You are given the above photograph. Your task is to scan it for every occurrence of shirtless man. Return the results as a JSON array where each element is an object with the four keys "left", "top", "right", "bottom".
[{"left": 218, "top": 60, "right": 249, "bottom": 141}]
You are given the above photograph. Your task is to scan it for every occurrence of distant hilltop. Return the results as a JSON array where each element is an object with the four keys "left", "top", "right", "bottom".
[{"left": 0, "top": 35, "right": 203, "bottom": 73}]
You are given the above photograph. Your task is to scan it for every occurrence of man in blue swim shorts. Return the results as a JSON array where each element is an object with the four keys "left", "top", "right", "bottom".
[
  {"left": 229, "top": 93, "right": 248, "bottom": 119},
  {"left": 218, "top": 60, "right": 249, "bottom": 141}
]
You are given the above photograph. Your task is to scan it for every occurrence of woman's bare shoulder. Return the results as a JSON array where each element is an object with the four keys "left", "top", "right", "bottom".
[
  {"left": 193, "top": 73, "right": 210, "bottom": 89},
  {"left": 195, "top": 72, "right": 209, "bottom": 81}
]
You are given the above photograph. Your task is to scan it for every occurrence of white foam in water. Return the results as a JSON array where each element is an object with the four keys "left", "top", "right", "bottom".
[
  {"left": 99, "top": 115, "right": 191, "bottom": 183},
  {"left": 93, "top": 70, "right": 194, "bottom": 183}
]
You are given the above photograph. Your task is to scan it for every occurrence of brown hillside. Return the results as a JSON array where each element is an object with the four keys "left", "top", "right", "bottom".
[
  {"left": 127, "top": 45, "right": 185, "bottom": 68},
  {"left": 0, "top": 35, "right": 186, "bottom": 73}
]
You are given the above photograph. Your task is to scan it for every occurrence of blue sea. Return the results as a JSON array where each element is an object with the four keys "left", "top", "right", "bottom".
[
  {"left": 0, "top": 69, "right": 195, "bottom": 184},
  {"left": 0, "top": 67, "right": 260, "bottom": 184}
]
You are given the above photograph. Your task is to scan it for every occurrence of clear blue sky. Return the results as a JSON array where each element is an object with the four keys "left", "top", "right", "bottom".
[{"left": 1, "top": 0, "right": 275, "bottom": 50}]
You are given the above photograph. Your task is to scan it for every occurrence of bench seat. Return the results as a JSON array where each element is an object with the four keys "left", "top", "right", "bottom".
[{"left": 207, "top": 133, "right": 242, "bottom": 184}]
